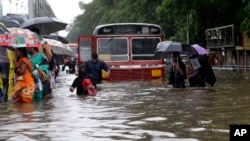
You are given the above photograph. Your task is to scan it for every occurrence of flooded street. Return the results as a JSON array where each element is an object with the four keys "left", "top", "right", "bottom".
[{"left": 1, "top": 70, "right": 250, "bottom": 141}]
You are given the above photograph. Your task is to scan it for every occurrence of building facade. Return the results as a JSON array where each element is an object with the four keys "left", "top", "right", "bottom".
[{"left": 28, "top": 0, "right": 55, "bottom": 18}]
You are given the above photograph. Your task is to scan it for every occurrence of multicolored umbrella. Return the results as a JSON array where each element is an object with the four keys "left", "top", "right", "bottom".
[{"left": 0, "top": 28, "right": 41, "bottom": 48}]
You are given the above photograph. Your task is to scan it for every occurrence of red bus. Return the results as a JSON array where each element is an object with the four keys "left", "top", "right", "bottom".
[
  {"left": 77, "top": 23, "right": 165, "bottom": 81},
  {"left": 68, "top": 43, "right": 78, "bottom": 58}
]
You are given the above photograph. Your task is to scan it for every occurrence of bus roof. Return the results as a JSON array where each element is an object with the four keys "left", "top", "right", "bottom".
[{"left": 93, "top": 23, "right": 164, "bottom": 35}]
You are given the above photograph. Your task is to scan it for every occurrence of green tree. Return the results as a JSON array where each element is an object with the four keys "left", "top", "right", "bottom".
[
  {"left": 67, "top": 0, "right": 248, "bottom": 46},
  {"left": 241, "top": 0, "right": 250, "bottom": 36}
]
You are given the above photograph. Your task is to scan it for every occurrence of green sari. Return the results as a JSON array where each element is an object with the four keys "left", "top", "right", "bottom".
[{"left": 29, "top": 53, "right": 49, "bottom": 101}]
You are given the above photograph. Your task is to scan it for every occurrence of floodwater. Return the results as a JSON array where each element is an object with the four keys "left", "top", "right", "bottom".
[{"left": 1, "top": 70, "right": 250, "bottom": 141}]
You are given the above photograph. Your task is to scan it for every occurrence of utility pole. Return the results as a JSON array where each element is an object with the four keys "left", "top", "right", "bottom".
[{"left": 186, "top": 13, "right": 190, "bottom": 44}]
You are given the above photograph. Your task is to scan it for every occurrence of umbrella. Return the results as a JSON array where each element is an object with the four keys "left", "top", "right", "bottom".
[
  {"left": 20, "top": 16, "right": 68, "bottom": 35},
  {"left": 0, "top": 23, "right": 10, "bottom": 34},
  {"left": 0, "top": 28, "right": 41, "bottom": 48},
  {"left": 10, "top": 15, "right": 26, "bottom": 25},
  {"left": 191, "top": 44, "right": 208, "bottom": 55},
  {"left": 155, "top": 41, "right": 198, "bottom": 57},
  {"left": 0, "top": 20, "right": 20, "bottom": 28},
  {"left": 42, "top": 34, "right": 69, "bottom": 44},
  {"left": 43, "top": 38, "right": 72, "bottom": 55},
  {"left": 62, "top": 44, "right": 73, "bottom": 56},
  {"left": 0, "top": 16, "right": 22, "bottom": 28}
]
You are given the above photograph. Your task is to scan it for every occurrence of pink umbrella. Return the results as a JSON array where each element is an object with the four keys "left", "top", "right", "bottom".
[{"left": 191, "top": 44, "right": 208, "bottom": 55}]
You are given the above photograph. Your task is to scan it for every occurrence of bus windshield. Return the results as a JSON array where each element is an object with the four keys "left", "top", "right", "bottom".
[
  {"left": 97, "top": 37, "right": 161, "bottom": 61},
  {"left": 98, "top": 38, "right": 128, "bottom": 61},
  {"left": 132, "top": 37, "right": 160, "bottom": 60}
]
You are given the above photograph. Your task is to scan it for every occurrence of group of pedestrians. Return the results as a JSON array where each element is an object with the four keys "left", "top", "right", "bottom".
[
  {"left": 0, "top": 42, "right": 57, "bottom": 103},
  {"left": 163, "top": 52, "right": 216, "bottom": 88},
  {"left": 1, "top": 46, "right": 215, "bottom": 103}
]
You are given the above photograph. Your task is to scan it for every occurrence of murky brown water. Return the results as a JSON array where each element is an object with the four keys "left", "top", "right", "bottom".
[{"left": 0, "top": 70, "right": 250, "bottom": 141}]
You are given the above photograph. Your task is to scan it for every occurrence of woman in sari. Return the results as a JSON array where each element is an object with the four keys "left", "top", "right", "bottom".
[
  {"left": 12, "top": 48, "right": 35, "bottom": 102},
  {"left": 26, "top": 47, "right": 49, "bottom": 101}
]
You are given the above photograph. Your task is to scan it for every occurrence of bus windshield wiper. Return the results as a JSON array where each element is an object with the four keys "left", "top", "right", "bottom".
[{"left": 104, "top": 37, "right": 113, "bottom": 47}]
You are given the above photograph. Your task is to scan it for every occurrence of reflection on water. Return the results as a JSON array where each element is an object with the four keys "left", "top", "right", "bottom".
[{"left": 0, "top": 70, "right": 250, "bottom": 141}]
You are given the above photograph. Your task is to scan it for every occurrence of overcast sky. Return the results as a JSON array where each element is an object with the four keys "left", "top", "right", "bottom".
[
  {"left": 46, "top": 0, "right": 92, "bottom": 36},
  {"left": 47, "top": 0, "right": 92, "bottom": 23}
]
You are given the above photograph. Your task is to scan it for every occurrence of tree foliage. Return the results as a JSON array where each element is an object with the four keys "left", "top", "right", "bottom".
[{"left": 66, "top": 0, "right": 250, "bottom": 46}]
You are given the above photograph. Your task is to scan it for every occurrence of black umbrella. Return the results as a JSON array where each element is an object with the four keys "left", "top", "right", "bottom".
[
  {"left": 0, "top": 23, "right": 10, "bottom": 34},
  {"left": 20, "top": 16, "right": 68, "bottom": 35},
  {"left": 42, "top": 34, "right": 69, "bottom": 44},
  {"left": 1, "top": 20, "right": 21, "bottom": 28},
  {"left": 11, "top": 16, "right": 26, "bottom": 25},
  {"left": 155, "top": 41, "right": 198, "bottom": 57},
  {"left": 0, "top": 16, "right": 22, "bottom": 28}
]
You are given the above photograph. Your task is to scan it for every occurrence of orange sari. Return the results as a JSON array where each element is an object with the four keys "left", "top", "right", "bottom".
[{"left": 12, "top": 57, "right": 35, "bottom": 102}]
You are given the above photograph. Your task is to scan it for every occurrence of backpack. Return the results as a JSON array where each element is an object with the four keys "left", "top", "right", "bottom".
[{"left": 82, "top": 78, "right": 97, "bottom": 96}]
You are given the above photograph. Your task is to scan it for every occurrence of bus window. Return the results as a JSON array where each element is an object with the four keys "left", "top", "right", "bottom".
[
  {"left": 68, "top": 43, "right": 78, "bottom": 58},
  {"left": 131, "top": 38, "right": 160, "bottom": 60},
  {"left": 79, "top": 40, "right": 92, "bottom": 62},
  {"left": 97, "top": 38, "right": 128, "bottom": 61}
]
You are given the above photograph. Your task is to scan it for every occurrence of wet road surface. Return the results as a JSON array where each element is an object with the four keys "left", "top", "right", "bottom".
[{"left": 0, "top": 70, "right": 250, "bottom": 141}]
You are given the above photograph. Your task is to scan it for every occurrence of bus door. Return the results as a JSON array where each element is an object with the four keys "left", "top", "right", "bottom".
[{"left": 77, "top": 36, "right": 93, "bottom": 65}]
